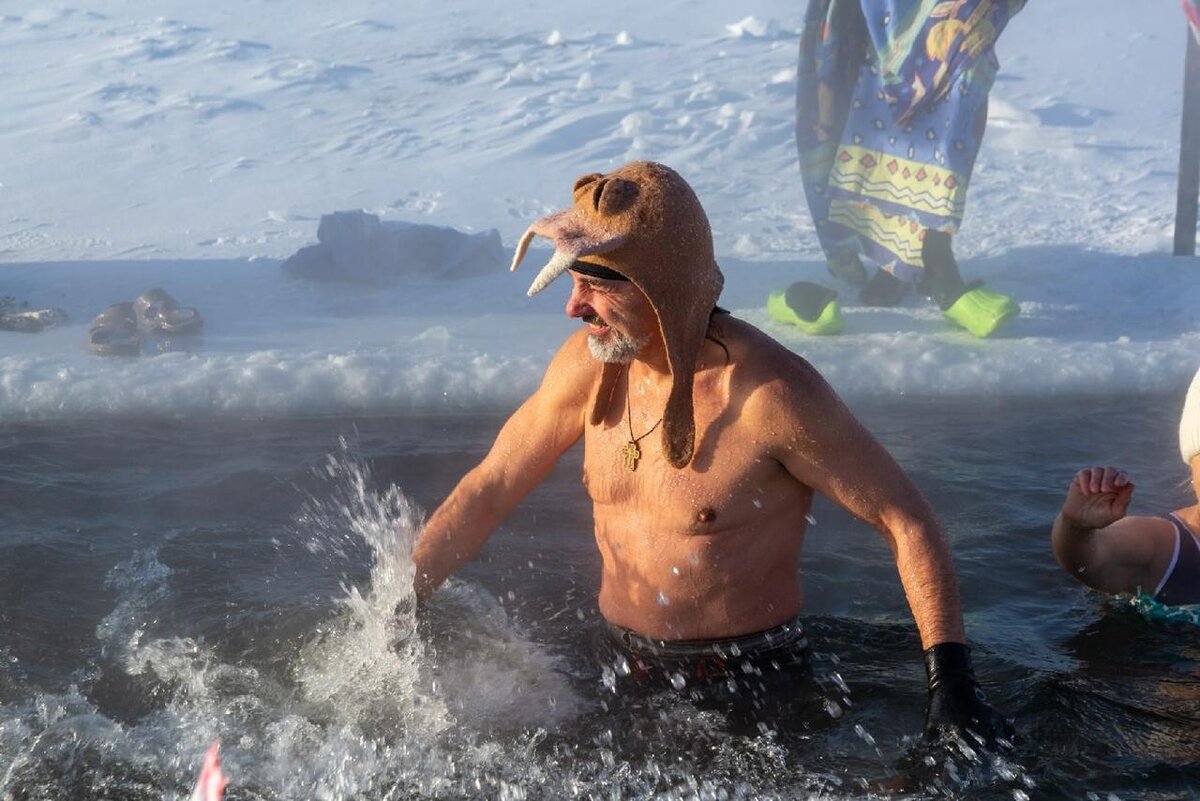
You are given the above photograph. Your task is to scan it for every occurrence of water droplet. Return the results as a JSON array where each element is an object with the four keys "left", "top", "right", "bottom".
[
  {"left": 752, "top": 498, "right": 763, "bottom": 508},
  {"left": 728, "top": 643, "right": 741, "bottom": 656},
  {"left": 576, "top": 608, "right": 585, "bottom": 620},
  {"left": 805, "top": 513, "right": 817, "bottom": 525},
  {"left": 854, "top": 724, "right": 875, "bottom": 747},
  {"left": 656, "top": 591, "right": 670, "bottom": 606},
  {"left": 688, "top": 553, "right": 699, "bottom": 566},
  {"left": 824, "top": 699, "right": 843, "bottom": 719},
  {"left": 669, "top": 672, "right": 687, "bottom": 689},
  {"left": 616, "top": 656, "right": 631, "bottom": 676},
  {"left": 671, "top": 566, "right": 681, "bottom": 576}
]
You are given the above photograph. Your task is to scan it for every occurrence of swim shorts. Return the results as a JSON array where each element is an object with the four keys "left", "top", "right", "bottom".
[
  {"left": 593, "top": 617, "right": 845, "bottom": 745},
  {"left": 598, "top": 616, "right": 811, "bottom": 690}
]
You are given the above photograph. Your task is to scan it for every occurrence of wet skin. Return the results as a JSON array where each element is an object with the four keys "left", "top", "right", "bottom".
[
  {"left": 1052, "top": 461, "right": 1200, "bottom": 596},
  {"left": 413, "top": 274, "right": 966, "bottom": 646}
]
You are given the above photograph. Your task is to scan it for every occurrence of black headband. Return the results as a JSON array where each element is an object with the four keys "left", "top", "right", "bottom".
[{"left": 569, "top": 260, "right": 630, "bottom": 282}]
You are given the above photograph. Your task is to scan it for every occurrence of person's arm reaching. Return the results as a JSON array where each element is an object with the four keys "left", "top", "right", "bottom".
[
  {"left": 762, "top": 358, "right": 1009, "bottom": 745},
  {"left": 1051, "top": 466, "right": 1173, "bottom": 596},
  {"left": 411, "top": 331, "right": 594, "bottom": 599},
  {"left": 764, "top": 360, "right": 962, "bottom": 647}
]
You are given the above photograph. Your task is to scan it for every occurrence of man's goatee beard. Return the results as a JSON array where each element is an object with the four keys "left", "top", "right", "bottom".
[{"left": 587, "top": 330, "right": 647, "bottom": 363}]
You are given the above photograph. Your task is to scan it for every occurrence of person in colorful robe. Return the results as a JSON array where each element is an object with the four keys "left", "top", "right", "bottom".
[{"left": 771, "top": 0, "right": 1026, "bottom": 337}]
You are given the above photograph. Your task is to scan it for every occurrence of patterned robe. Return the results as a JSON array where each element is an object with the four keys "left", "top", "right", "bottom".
[{"left": 796, "top": 0, "right": 1026, "bottom": 282}]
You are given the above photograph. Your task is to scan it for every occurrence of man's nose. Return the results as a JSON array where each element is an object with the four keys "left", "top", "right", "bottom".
[{"left": 565, "top": 288, "right": 589, "bottom": 318}]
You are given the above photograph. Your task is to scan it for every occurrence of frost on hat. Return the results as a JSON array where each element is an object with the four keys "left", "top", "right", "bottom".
[
  {"left": 1180, "top": 365, "right": 1200, "bottom": 464},
  {"left": 510, "top": 161, "right": 724, "bottom": 468}
]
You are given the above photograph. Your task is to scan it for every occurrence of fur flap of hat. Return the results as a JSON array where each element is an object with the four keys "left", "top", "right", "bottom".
[
  {"left": 1181, "top": 365, "right": 1200, "bottom": 465},
  {"left": 510, "top": 161, "right": 724, "bottom": 468}
]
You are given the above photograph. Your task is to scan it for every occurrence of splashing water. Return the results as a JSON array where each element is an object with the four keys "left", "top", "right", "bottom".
[
  {"left": 293, "top": 442, "right": 444, "bottom": 738},
  {"left": 0, "top": 443, "right": 582, "bottom": 799},
  {"left": 0, "top": 439, "right": 1042, "bottom": 800}
]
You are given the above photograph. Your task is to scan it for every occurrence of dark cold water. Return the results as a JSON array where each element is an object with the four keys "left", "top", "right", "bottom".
[{"left": 1, "top": 395, "right": 1198, "bottom": 800}]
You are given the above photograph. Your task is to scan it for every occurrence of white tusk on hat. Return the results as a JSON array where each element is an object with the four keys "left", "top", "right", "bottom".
[
  {"left": 510, "top": 228, "right": 537, "bottom": 273},
  {"left": 526, "top": 249, "right": 576, "bottom": 296}
]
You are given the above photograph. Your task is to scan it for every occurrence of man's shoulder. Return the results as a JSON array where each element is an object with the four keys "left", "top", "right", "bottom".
[
  {"left": 716, "top": 316, "right": 830, "bottom": 392},
  {"left": 555, "top": 327, "right": 596, "bottom": 358},
  {"left": 539, "top": 328, "right": 604, "bottom": 398},
  {"left": 701, "top": 317, "right": 843, "bottom": 436}
]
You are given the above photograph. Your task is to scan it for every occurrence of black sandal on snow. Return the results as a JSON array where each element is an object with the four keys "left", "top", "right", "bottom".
[{"left": 87, "top": 302, "right": 140, "bottom": 356}]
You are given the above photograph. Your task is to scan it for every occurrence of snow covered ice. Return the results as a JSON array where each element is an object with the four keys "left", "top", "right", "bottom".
[
  {"left": 0, "top": 0, "right": 1198, "bottom": 422},
  {"left": 281, "top": 211, "right": 505, "bottom": 283}
]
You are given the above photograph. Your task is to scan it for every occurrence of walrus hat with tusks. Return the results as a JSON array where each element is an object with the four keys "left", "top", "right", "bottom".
[{"left": 510, "top": 161, "right": 724, "bottom": 469}]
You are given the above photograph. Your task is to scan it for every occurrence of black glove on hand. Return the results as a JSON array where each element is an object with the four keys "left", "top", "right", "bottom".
[{"left": 923, "top": 642, "right": 1014, "bottom": 747}]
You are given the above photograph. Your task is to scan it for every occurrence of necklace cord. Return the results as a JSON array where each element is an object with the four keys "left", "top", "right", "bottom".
[{"left": 625, "top": 367, "right": 664, "bottom": 445}]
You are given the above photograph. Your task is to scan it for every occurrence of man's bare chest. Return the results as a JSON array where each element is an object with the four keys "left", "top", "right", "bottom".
[{"left": 580, "top": 415, "right": 784, "bottom": 534}]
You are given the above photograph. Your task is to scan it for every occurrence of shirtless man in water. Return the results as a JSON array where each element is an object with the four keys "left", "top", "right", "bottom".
[{"left": 412, "top": 161, "right": 1009, "bottom": 745}]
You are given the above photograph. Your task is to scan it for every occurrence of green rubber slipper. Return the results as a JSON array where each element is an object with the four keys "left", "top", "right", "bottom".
[
  {"left": 942, "top": 286, "right": 1019, "bottom": 338},
  {"left": 767, "top": 281, "right": 844, "bottom": 335}
]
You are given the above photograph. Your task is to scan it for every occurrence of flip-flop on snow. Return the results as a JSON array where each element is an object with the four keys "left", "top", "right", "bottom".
[
  {"left": 0, "top": 296, "right": 67, "bottom": 333},
  {"left": 0, "top": 308, "right": 67, "bottom": 333},
  {"left": 942, "top": 284, "right": 1019, "bottom": 338},
  {"left": 134, "top": 288, "right": 203, "bottom": 334},
  {"left": 767, "top": 281, "right": 844, "bottom": 335},
  {"left": 87, "top": 302, "right": 140, "bottom": 356}
]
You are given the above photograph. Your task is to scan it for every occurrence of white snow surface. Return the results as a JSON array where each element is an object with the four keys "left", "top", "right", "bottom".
[{"left": 1, "top": 0, "right": 1198, "bottom": 420}]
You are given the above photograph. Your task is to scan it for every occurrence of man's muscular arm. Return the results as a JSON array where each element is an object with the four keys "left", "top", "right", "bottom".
[
  {"left": 756, "top": 352, "right": 1009, "bottom": 744},
  {"left": 759, "top": 358, "right": 962, "bottom": 647},
  {"left": 411, "top": 331, "right": 594, "bottom": 598}
]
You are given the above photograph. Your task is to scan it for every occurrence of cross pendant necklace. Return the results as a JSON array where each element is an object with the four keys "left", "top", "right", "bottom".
[{"left": 623, "top": 369, "right": 663, "bottom": 472}]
